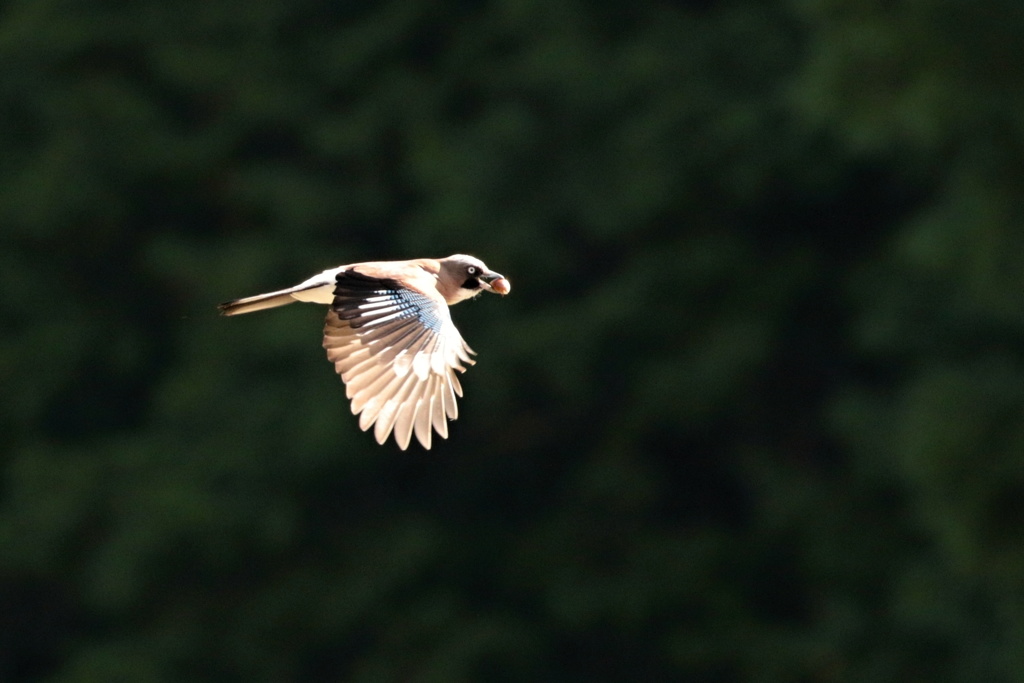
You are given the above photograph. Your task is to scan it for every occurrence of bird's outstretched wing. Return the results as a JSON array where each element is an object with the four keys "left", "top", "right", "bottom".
[{"left": 322, "top": 268, "right": 476, "bottom": 450}]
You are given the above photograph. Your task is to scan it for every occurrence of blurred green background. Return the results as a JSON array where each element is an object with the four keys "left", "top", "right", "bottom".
[{"left": 3, "top": 0, "right": 1024, "bottom": 680}]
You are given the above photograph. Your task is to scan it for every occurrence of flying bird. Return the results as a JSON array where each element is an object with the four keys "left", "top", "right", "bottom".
[{"left": 218, "top": 254, "right": 510, "bottom": 450}]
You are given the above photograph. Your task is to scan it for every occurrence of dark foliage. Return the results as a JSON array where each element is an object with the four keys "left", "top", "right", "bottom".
[{"left": 2, "top": 0, "right": 1024, "bottom": 680}]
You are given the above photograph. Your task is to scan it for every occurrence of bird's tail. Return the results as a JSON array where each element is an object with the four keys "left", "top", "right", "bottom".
[{"left": 218, "top": 289, "right": 298, "bottom": 316}]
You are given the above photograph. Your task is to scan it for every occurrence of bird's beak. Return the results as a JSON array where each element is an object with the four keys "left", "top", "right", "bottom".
[{"left": 479, "top": 271, "right": 511, "bottom": 295}]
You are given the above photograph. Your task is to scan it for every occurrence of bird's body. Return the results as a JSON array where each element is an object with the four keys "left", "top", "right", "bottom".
[{"left": 219, "top": 255, "right": 509, "bottom": 450}]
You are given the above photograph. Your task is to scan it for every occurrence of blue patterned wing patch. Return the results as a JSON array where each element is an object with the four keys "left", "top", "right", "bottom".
[{"left": 331, "top": 269, "right": 444, "bottom": 335}]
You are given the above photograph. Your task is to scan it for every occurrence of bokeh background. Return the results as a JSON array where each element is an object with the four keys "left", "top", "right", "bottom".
[{"left": 3, "top": 0, "right": 1024, "bottom": 680}]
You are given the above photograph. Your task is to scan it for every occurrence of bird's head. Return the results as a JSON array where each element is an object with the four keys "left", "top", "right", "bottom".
[{"left": 438, "top": 254, "right": 511, "bottom": 304}]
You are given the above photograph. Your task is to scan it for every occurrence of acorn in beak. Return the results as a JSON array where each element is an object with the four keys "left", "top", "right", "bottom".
[{"left": 479, "top": 271, "right": 511, "bottom": 295}]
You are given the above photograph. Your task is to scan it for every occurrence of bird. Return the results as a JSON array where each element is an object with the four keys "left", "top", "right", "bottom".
[{"left": 218, "top": 254, "right": 510, "bottom": 450}]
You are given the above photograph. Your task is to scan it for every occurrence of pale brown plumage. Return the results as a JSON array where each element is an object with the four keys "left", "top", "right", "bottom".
[{"left": 218, "top": 255, "right": 509, "bottom": 449}]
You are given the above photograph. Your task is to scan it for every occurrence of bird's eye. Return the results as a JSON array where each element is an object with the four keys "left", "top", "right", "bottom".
[{"left": 467, "top": 266, "right": 478, "bottom": 275}]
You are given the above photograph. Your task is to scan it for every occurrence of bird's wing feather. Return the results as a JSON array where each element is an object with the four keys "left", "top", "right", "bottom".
[{"left": 322, "top": 267, "right": 476, "bottom": 450}]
